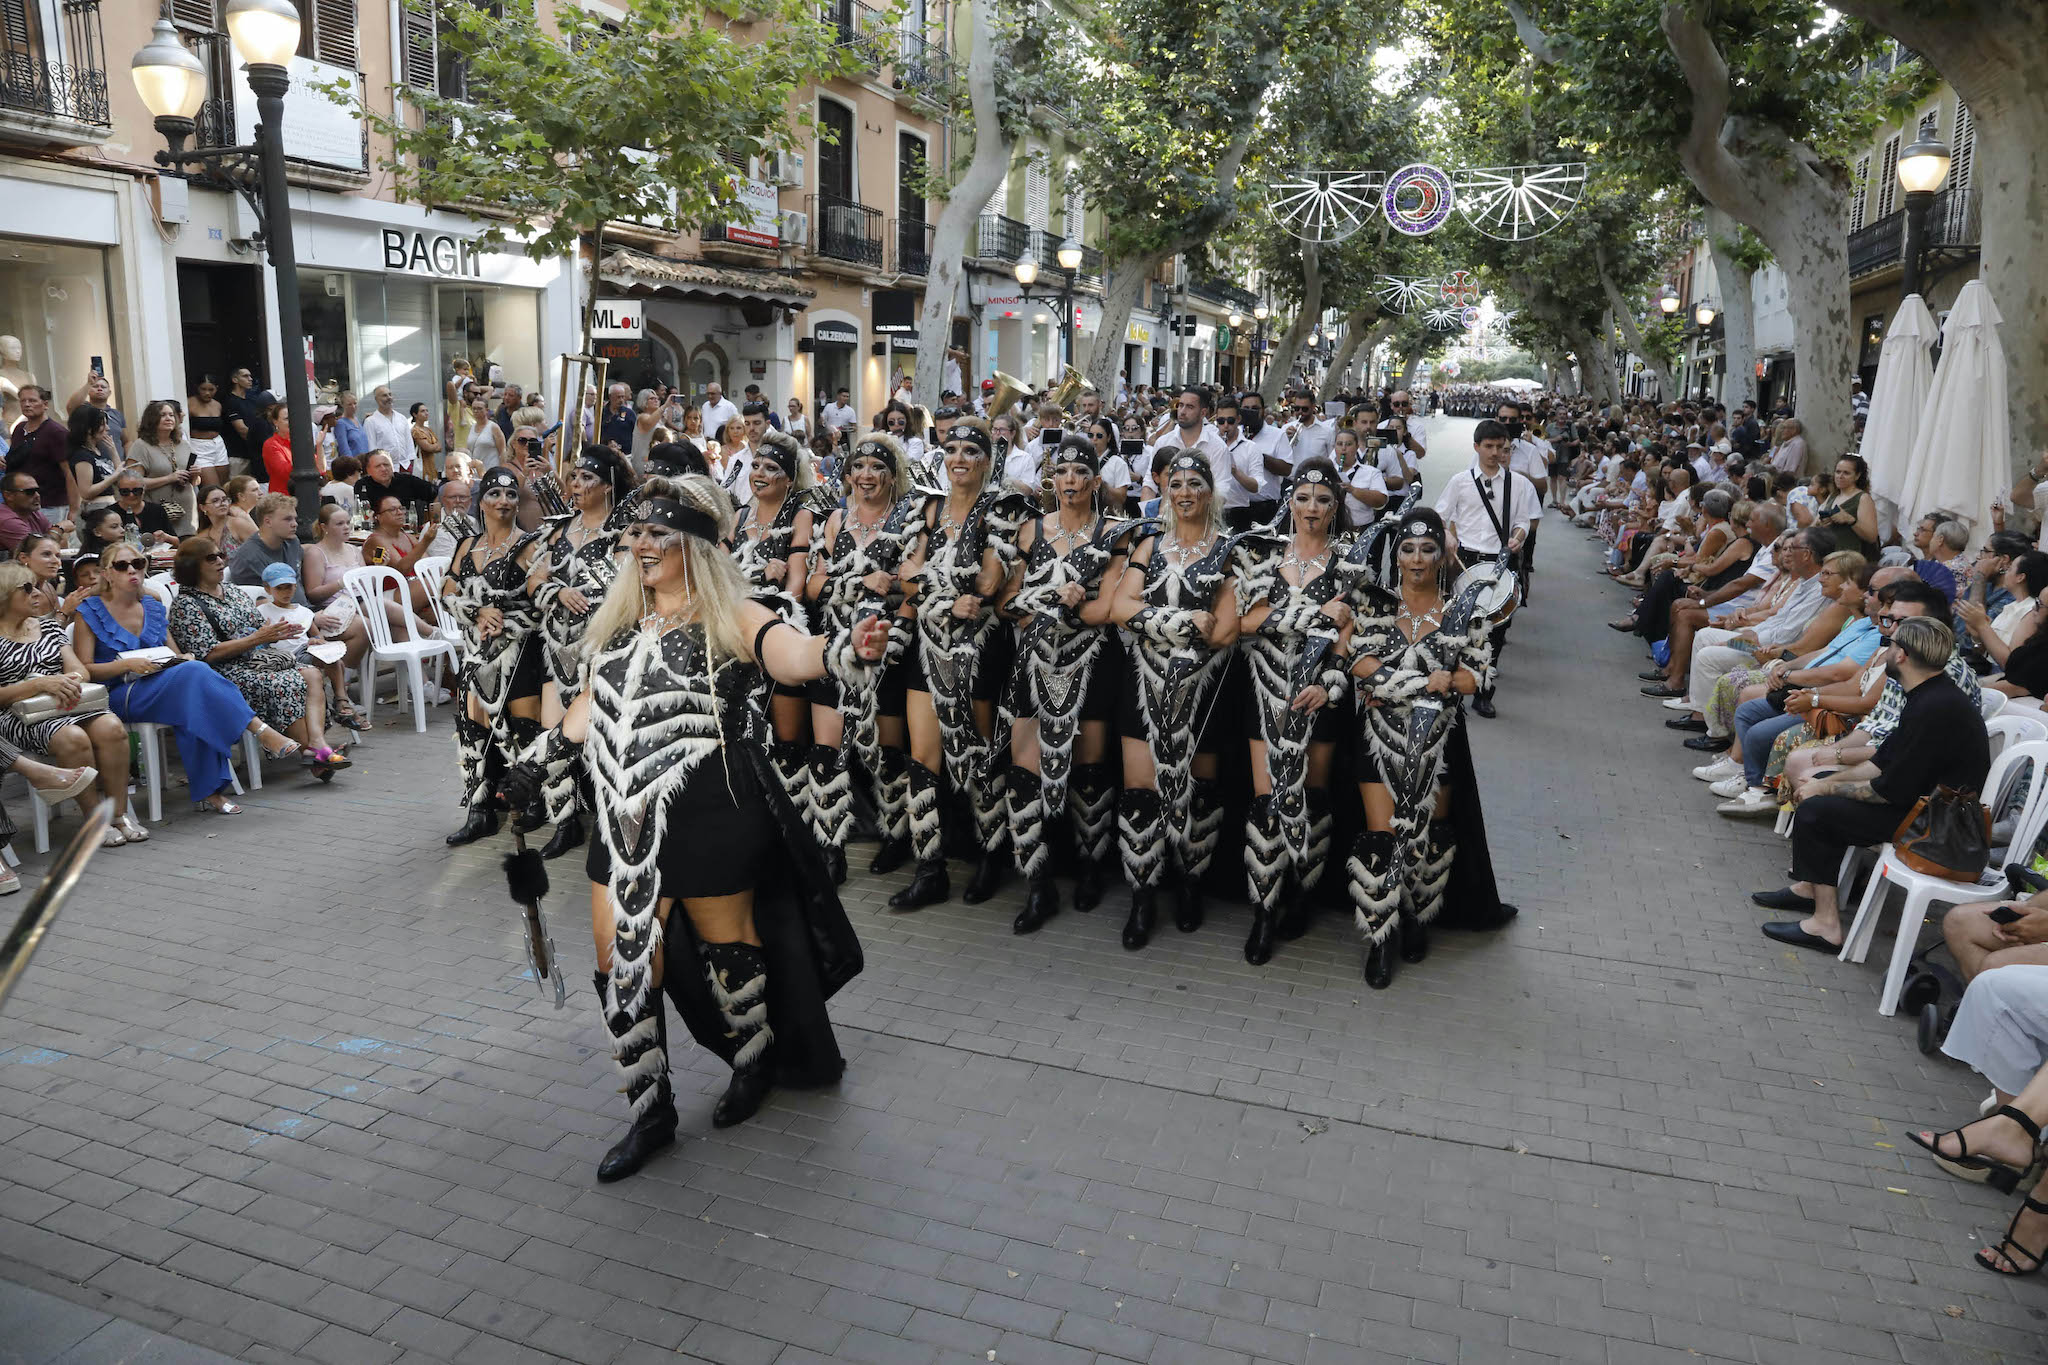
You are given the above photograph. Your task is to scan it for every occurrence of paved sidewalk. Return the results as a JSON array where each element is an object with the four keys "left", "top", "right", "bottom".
[{"left": 2, "top": 467, "right": 2043, "bottom": 1363}]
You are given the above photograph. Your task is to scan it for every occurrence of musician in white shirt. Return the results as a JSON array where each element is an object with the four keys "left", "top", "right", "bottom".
[
  {"left": 1281, "top": 392, "right": 1335, "bottom": 470},
  {"left": 1433, "top": 418, "right": 1540, "bottom": 717},
  {"left": 1148, "top": 387, "right": 1229, "bottom": 476},
  {"left": 1213, "top": 398, "right": 1266, "bottom": 529}
]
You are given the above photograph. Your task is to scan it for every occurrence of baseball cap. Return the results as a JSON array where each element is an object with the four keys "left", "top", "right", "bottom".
[
  {"left": 261, "top": 562, "right": 299, "bottom": 588},
  {"left": 981, "top": 379, "right": 995, "bottom": 391}
]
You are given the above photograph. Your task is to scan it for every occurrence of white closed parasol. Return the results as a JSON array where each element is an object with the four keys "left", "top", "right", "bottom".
[
  {"left": 1864, "top": 293, "right": 1937, "bottom": 544},
  {"left": 1896, "top": 280, "right": 2009, "bottom": 549}
]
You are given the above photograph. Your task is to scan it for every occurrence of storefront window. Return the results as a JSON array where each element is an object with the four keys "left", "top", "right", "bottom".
[
  {"left": 296, "top": 269, "right": 539, "bottom": 412},
  {"left": 0, "top": 240, "right": 117, "bottom": 428}
]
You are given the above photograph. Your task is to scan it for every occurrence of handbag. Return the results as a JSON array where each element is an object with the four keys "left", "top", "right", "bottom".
[
  {"left": 10, "top": 681, "right": 109, "bottom": 722},
  {"left": 1892, "top": 785, "right": 1992, "bottom": 882}
]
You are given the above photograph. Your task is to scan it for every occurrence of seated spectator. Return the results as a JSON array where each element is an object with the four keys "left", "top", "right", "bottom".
[
  {"left": 1668, "top": 527, "right": 1832, "bottom": 752},
  {"left": 301, "top": 501, "right": 362, "bottom": 612},
  {"left": 1958, "top": 550, "right": 2048, "bottom": 671},
  {"left": 361, "top": 491, "right": 443, "bottom": 615},
  {"left": 167, "top": 538, "right": 347, "bottom": 777},
  {"left": 111, "top": 472, "right": 179, "bottom": 547},
  {"left": 1909, "top": 966, "right": 2048, "bottom": 1274},
  {"left": 321, "top": 454, "right": 362, "bottom": 516},
  {"left": 73, "top": 544, "right": 288, "bottom": 815},
  {"left": 196, "top": 482, "right": 257, "bottom": 557},
  {"left": 76, "top": 505, "right": 133, "bottom": 559},
  {"left": 0, "top": 470, "right": 57, "bottom": 551},
  {"left": 0, "top": 561, "right": 134, "bottom": 846},
  {"left": 1911, "top": 514, "right": 1968, "bottom": 601},
  {"left": 422, "top": 479, "right": 478, "bottom": 560},
  {"left": 1620, "top": 491, "right": 1754, "bottom": 644},
  {"left": 357, "top": 449, "right": 437, "bottom": 520},
  {"left": 1756, "top": 617, "right": 1990, "bottom": 951},
  {"left": 231, "top": 493, "right": 370, "bottom": 683},
  {"left": 255, "top": 562, "right": 355, "bottom": 751}
]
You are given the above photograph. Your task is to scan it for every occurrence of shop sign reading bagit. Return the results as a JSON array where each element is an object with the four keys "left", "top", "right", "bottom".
[{"left": 381, "top": 228, "right": 488, "bottom": 278}]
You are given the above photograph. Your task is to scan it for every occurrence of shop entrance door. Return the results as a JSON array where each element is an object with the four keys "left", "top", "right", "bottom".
[{"left": 177, "top": 262, "right": 267, "bottom": 390}]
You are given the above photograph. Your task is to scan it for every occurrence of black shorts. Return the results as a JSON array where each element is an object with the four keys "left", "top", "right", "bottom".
[
  {"left": 586, "top": 775, "right": 776, "bottom": 900},
  {"left": 1008, "top": 635, "right": 1121, "bottom": 722},
  {"left": 1115, "top": 656, "right": 1232, "bottom": 752},
  {"left": 1243, "top": 684, "right": 1345, "bottom": 742},
  {"left": 507, "top": 634, "right": 545, "bottom": 698},
  {"left": 908, "top": 622, "right": 1014, "bottom": 704}
]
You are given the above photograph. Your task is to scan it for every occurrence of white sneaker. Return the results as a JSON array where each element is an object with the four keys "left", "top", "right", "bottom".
[
  {"left": 1662, "top": 696, "right": 1697, "bottom": 711},
  {"left": 1717, "top": 787, "right": 1777, "bottom": 817},
  {"left": 1693, "top": 757, "right": 1741, "bottom": 782},
  {"left": 1709, "top": 774, "right": 1749, "bottom": 798}
]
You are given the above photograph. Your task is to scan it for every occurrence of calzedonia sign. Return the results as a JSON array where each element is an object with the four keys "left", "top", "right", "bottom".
[{"left": 381, "top": 228, "right": 490, "bottom": 279}]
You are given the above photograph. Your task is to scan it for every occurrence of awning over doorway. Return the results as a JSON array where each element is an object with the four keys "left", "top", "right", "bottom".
[{"left": 598, "top": 248, "right": 815, "bottom": 309}]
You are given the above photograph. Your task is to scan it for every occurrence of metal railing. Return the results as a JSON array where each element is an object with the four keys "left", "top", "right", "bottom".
[
  {"left": 825, "top": 0, "right": 888, "bottom": 70},
  {"left": 976, "top": 212, "right": 1030, "bottom": 262},
  {"left": 1847, "top": 186, "right": 1980, "bottom": 280},
  {"left": 894, "top": 28, "right": 951, "bottom": 105},
  {"left": 892, "top": 217, "right": 933, "bottom": 276},
  {"left": 1188, "top": 275, "right": 1259, "bottom": 312},
  {"left": 810, "top": 192, "right": 884, "bottom": 268},
  {"left": 0, "top": 0, "right": 110, "bottom": 128}
]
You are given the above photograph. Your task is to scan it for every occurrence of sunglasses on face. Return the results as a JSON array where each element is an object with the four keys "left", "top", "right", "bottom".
[
  {"left": 106, "top": 559, "right": 142, "bottom": 572},
  {"left": 117, "top": 487, "right": 143, "bottom": 496}
]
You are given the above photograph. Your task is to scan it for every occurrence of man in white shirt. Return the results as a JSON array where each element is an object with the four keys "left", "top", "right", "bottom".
[
  {"left": 1498, "top": 399, "right": 1551, "bottom": 604},
  {"left": 700, "top": 381, "right": 740, "bottom": 444},
  {"left": 1237, "top": 392, "right": 1292, "bottom": 525},
  {"left": 820, "top": 387, "right": 857, "bottom": 440},
  {"left": 1342, "top": 445, "right": 1388, "bottom": 527},
  {"left": 1146, "top": 388, "right": 1229, "bottom": 501},
  {"left": 1213, "top": 398, "right": 1265, "bottom": 530},
  {"left": 1435, "top": 417, "right": 1541, "bottom": 717},
  {"left": 361, "top": 385, "right": 417, "bottom": 474},
  {"left": 1281, "top": 391, "right": 1335, "bottom": 470}
]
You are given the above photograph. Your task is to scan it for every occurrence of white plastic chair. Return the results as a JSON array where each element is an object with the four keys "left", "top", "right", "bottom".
[
  {"left": 1994, "top": 706, "right": 2048, "bottom": 748},
  {"left": 143, "top": 574, "right": 177, "bottom": 608},
  {"left": 1979, "top": 689, "right": 2008, "bottom": 721},
  {"left": 342, "top": 565, "right": 453, "bottom": 733},
  {"left": 1837, "top": 738, "right": 2048, "bottom": 1015},
  {"left": 413, "top": 558, "right": 465, "bottom": 666}
]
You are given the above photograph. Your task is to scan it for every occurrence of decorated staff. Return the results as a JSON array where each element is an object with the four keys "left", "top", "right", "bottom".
[
  {"left": 995, "top": 435, "right": 1129, "bottom": 934},
  {"left": 1105, "top": 452, "right": 1243, "bottom": 950}
]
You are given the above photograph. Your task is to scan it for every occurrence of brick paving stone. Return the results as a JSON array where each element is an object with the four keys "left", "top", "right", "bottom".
[{"left": 5, "top": 423, "right": 2048, "bottom": 1363}]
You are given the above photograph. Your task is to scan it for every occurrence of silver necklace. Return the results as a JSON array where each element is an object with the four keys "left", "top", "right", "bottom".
[
  {"left": 1397, "top": 589, "right": 1442, "bottom": 640},
  {"left": 1281, "top": 539, "right": 1330, "bottom": 581},
  {"left": 846, "top": 503, "right": 887, "bottom": 548},
  {"left": 1046, "top": 515, "right": 1090, "bottom": 555},
  {"left": 1163, "top": 532, "right": 1214, "bottom": 569}
]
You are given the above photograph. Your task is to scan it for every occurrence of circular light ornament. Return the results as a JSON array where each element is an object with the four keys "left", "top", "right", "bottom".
[{"left": 1381, "top": 163, "right": 1453, "bottom": 236}]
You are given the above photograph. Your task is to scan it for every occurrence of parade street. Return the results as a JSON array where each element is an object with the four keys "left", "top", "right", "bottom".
[{"left": 0, "top": 418, "right": 2036, "bottom": 1365}]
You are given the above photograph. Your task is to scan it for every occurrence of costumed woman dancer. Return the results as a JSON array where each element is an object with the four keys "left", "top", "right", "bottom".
[
  {"left": 524, "top": 444, "right": 635, "bottom": 859},
  {"left": 728, "top": 429, "right": 824, "bottom": 845},
  {"left": 889, "top": 417, "right": 1028, "bottom": 911},
  {"left": 1237, "top": 459, "right": 1352, "bottom": 964},
  {"left": 502, "top": 475, "right": 890, "bottom": 1182},
  {"left": 1106, "top": 451, "right": 1241, "bottom": 949},
  {"left": 996, "top": 434, "right": 1129, "bottom": 934},
  {"left": 805, "top": 433, "right": 919, "bottom": 883},
  {"left": 444, "top": 466, "right": 543, "bottom": 845},
  {"left": 1344, "top": 508, "right": 1515, "bottom": 988}
]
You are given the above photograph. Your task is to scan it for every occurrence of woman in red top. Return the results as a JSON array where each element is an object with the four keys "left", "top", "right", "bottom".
[{"left": 260, "top": 401, "right": 293, "bottom": 492}]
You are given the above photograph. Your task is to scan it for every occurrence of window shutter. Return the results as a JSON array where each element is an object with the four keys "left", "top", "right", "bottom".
[
  {"left": 1876, "top": 134, "right": 1900, "bottom": 219},
  {"left": 1024, "top": 147, "right": 1049, "bottom": 230},
  {"left": 1849, "top": 155, "right": 1869, "bottom": 233},
  {"left": 1063, "top": 162, "right": 1082, "bottom": 237},
  {"left": 2, "top": 0, "right": 35, "bottom": 47},
  {"left": 1951, "top": 102, "right": 1974, "bottom": 196},
  {"left": 401, "top": 0, "right": 437, "bottom": 91},
  {"left": 981, "top": 178, "right": 1005, "bottom": 218},
  {"left": 170, "top": 0, "right": 216, "bottom": 29},
  {"left": 312, "top": 0, "right": 358, "bottom": 67}
]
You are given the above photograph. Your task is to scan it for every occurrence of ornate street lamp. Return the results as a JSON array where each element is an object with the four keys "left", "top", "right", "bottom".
[
  {"left": 133, "top": 0, "right": 320, "bottom": 527},
  {"left": 1660, "top": 285, "right": 1681, "bottom": 315},
  {"left": 1896, "top": 137, "right": 1952, "bottom": 300},
  {"left": 1694, "top": 301, "right": 1717, "bottom": 328}
]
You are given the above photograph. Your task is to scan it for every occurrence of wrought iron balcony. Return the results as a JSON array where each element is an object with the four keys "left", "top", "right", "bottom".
[
  {"left": 893, "top": 217, "right": 933, "bottom": 276},
  {"left": 810, "top": 192, "right": 884, "bottom": 269},
  {"left": 976, "top": 212, "right": 1030, "bottom": 264},
  {"left": 894, "top": 29, "right": 952, "bottom": 105},
  {"left": 1847, "top": 186, "right": 1980, "bottom": 281},
  {"left": 824, "top": 0, "right": 889, "bottom": 70},
  {"left": 1, "top": 0, "right": 112, "bottom": 138},
  {"left": 1188, "top": 275, "right": 1259, "bottom": 312}
]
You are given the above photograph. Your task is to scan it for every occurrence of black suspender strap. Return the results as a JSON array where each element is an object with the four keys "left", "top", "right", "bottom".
[{"left": 1472, "top": 469, "right": 1511, "bottom": 548}]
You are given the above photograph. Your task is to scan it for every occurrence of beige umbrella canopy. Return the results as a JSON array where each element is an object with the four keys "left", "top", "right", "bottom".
[
  {"left": 1897, "top": 280, "right": 2010, "bottom": 548},
  {"left": 1864, "top": 293, "right": 1937, "bottom": 544}
]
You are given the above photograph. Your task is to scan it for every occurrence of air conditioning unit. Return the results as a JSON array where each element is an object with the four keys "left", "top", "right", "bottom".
[
  {"left": 779, "top": 209, "right": 809, "bottom": 245},
  {"left": 771, "top": 150, "right": 805, "bottom": 187}
]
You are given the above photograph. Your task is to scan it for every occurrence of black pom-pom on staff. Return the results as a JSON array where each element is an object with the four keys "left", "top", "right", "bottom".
[{"left": 504, "top": 828, "right": 566, "bottom": 1009}]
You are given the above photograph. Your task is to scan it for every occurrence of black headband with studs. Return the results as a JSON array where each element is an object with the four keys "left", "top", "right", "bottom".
[
  {"left": 640, "top": 496, "right": 722, "bottom": 544},
  {"left": 947, "top": 426, "right": 993, "bottom": 458},
  {"left": 1168, "top": 454, "right": 1211, "bottom": 482},
  {"left": 480, "top": 468, "right": 521, "bottom": 495}
]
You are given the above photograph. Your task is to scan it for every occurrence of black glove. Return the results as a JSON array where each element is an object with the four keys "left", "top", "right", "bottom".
[{"left": 500, "top": 760, "right": 543, "bottom": 815}]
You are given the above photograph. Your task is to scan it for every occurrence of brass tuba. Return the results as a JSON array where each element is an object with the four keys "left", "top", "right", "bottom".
[
  {"left": 986, "top": 370, "right": 1030, "bottom": 422},
  {"left": 1049, "top": 363, "right": 1095, "bottom": 413}
]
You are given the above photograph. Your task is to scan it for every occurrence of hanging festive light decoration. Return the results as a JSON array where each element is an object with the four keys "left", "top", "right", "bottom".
[
  {"left": 1439, "top": 270, "right": 1480, "bottom": 306},
  {"left": 1264, "top": 170, "right": 1386, "bottom": 243},
  {"left": 1267, "top": 161, "right": 1589, "bottom": 243},
  {"left": 1373, "top": 276, "right": 1437, "bottom": 313},
  {"left": 1422, "top": 304, "right": 1462, "bottom": 331},
  {"left": 1381, "top": 163, "right": 1455, "bottom": 236},
  {"left": 1451, "top": 163, "right": 1588, "bottom": 241}
]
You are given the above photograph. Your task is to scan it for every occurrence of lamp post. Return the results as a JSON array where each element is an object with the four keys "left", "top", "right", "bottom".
[
  {"left": 1252, "top": 300, "right": 1269, "bottom": 389},
  {"left": 1660, "top": 285, "right": 1681, "bottom": 316},
  {"left": 133, "top": 0, "right": 319, "bottom": 530},
  {"left": 1015, "top": 236, "right": 1087, "bottom": 376},
  {"left": 1896, "top": 137, "right": 1952, "bottom": 301}
]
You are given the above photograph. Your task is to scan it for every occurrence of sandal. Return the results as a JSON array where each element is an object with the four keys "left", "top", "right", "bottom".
[
  {"left": 334, "top": 703, "right": 367, "bottom": 731},
  {"left": 254, "top": 725, "right": 302, "bottom": 761},
  {"left": 1908, "top": 1104, "right": 2043, "bottom": 1193},
  {"left": 0, "top": 866, "right": 20, "bottom": 895},
  {"left": 1976, "top": 1193, "right": 2048, "bottom": 1277},
  {"left": 194, "top": 796, "right": 242, "bottom": 815},
  {"left": 31, "top": 765, "right": 97, "bottom": 805}
]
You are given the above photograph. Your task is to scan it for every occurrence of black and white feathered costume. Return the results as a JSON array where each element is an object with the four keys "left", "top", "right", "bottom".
[
  {"left": 530, "top": 498, "right": 633, "bottom": 701},
  {"left": 514, "top": 598, "right": 873, "bottom": 1179},
  {"left": 1236, "top": 534, "right": 1351, "bottom": 947},
  {"left": 1000, "top": 513, "right": 1124, "bottom": 903},
  {"left": 444, "top": 513, "right": 542, "bottom": 816},
  {"left": 729, "top": 476, "right": 827, "bottom": 829}
]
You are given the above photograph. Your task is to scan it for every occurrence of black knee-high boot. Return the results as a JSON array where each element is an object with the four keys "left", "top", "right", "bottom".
[
  {"left": 1118, "top": 786, "right": 1163, "bottom": 950},
  {"left": 593, "top": 969, "right": 677, "bottom": 1181},
  {"left": 541, "top": 771, "right": 588, "bottom": 860},
  {"left": 769, "top": 738, "right": 812, "bottom": 831},
  {"left": 447, "top": 709, "right": 499, "bottom": 845},
  {"left": 869, "top": 747, "right": 911, "bottom": 874},
  {"left": 1243, "top": 794, "right": 1286, "bottom": 965},
  {"left": 1349, "top": 830, "right": 1401, "bottom": 990},
  {"left": 889, "top": 759, "right": 950, "bottom": 909},
  {"left": 1278, "top": 788, "right": 1330, "bottom": 941},
  {"left": 1007, "top": 766, "right": 1056, "bottom": 934},
  {"left": 1177, "top": 777, "right": 1224, "bottom": 933},
  {"left": 702, "top": 942, "right": 774, "bottom": 1128},
  {"left": 962, "top": 771, "right": 1008, "bottom": 905},
  {"left": 1404, "top": 819, "right": 1455, "bottom": 964},
  {"left": 809, "top": 743, "right": 854, "bottom": 885},
  {"left": 1069, "top": 763, "right": 1116, "bottom": 912}
]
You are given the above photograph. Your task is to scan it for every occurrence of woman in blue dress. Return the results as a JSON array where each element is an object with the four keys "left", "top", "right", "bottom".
[{"left": 71, "top": 545, "right": 297, "bottom": 814}]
